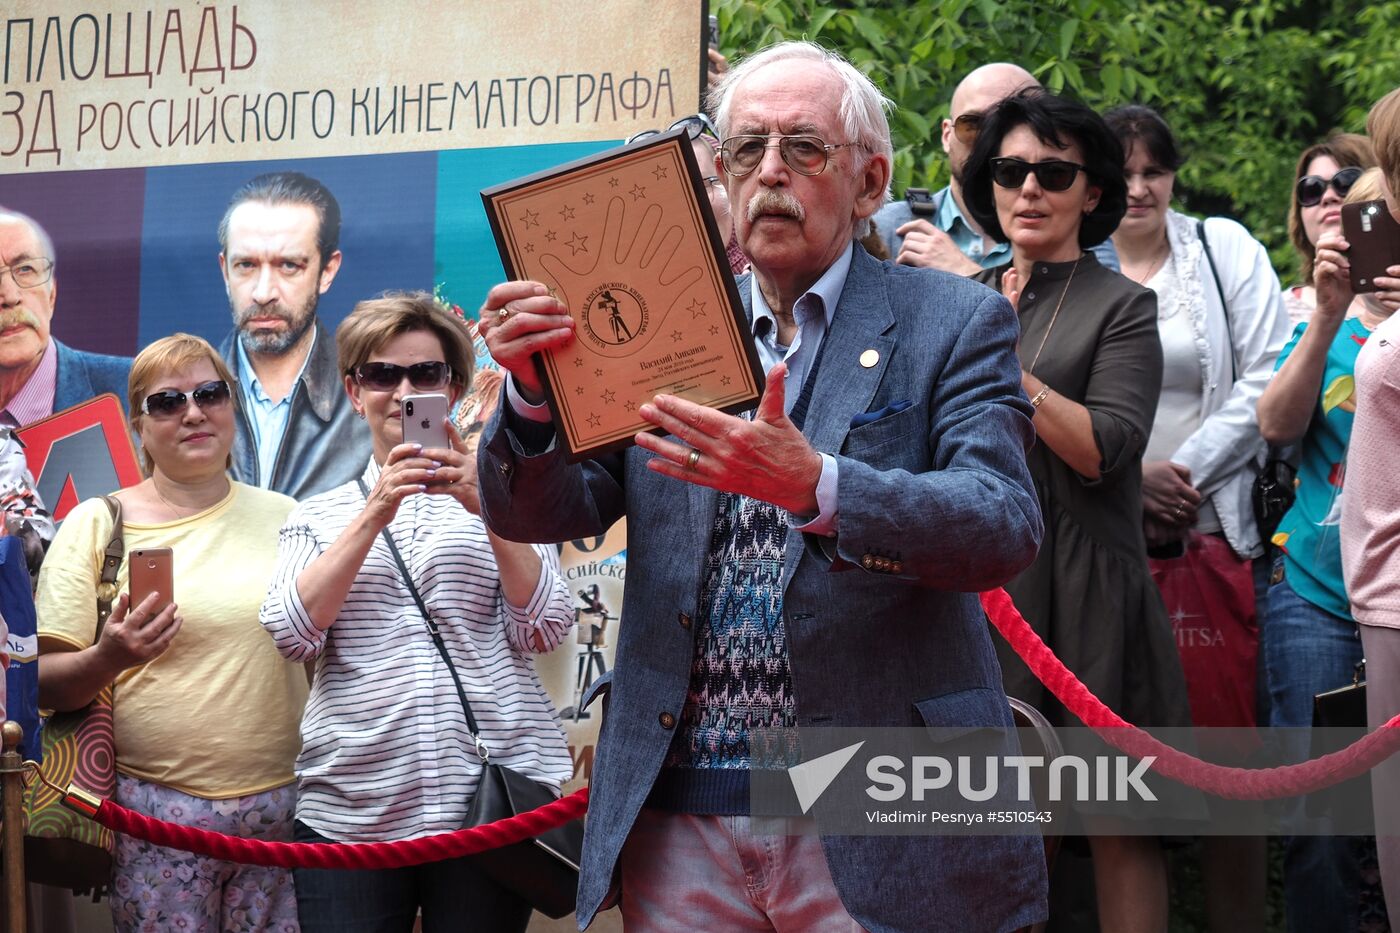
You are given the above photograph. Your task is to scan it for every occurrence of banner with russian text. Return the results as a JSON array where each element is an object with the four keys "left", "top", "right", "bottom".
[{"left": 1, "top": 7, "right": 695, "bottom": 926}]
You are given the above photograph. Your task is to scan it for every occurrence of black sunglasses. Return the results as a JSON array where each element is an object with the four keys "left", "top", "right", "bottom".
[
  {"left": 1296, "top": 166, "right": 1364, "bottom": 207},
  {"left": 990, "top": 157, "right": 1087, "bottom": 192},
  {"left": 625, "top": 113, "right": 719, "bottom": 146},
  {"left": 141, "top": 380, "right": 231, "bottom": 419},
  {"left": 352, "top": 361, "right": 452, "bottom": 392}
]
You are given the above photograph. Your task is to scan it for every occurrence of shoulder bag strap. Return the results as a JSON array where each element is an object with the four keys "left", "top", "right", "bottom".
[
  {"left": 1197, "top": 218, "right": 1238, "bottom": 383},
  {"left": 96, "top": 495, "right": 124, "bottom": 634},
  {"left": 356, "top": 479, "right": 489, "bottom": 760}
]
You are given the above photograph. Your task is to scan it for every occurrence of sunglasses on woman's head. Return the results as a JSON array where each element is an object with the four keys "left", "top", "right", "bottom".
[
  {"left": 140, "top": 380, "right": 231, "bottom": 419},
  {"left": 1296, "top": 166, "right": 1364, "bottom": 207},
  {"left": 352, "top": 361, "right": 452, "bottom": 392},
  {"left": 989, "top": 157, "right": 1087, "bottom": 192}
]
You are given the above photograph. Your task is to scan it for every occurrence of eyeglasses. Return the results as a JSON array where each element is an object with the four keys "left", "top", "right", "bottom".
[
  {"left": 0, "top": 257, "right": 53, "bottom": 289},
  {"left": 625, "top": 113, "right": 719, "bottom": 146},
  {"left": 1296, "top": 166, "right": 1364, "bottom": 207},
  {"left": 952, "top": 112, "right": 983, "bottom": 146},
  {"left": 989, "top": 157, "right": 1087, "bottom": 192},
  {"left": 352, "top": 361, "right": 452, "bottom": 392},
  {"left": 141, "top": 380, "right": 232, "bottom": 419},
  {"left": 719, "top": 135, "right": 862, "bottom": 177}
]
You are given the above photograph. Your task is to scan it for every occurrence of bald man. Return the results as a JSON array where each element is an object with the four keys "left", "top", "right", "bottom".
[{"left": 874, "top": 62, "right": 1119, "bottom": 273}]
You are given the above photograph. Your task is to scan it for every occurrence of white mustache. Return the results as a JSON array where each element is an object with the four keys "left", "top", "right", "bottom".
[
  {"left": 746, "top": 188, "right": 805, "bottom": 223},
  {"left": 0, "top": 309, "right": 40, "bottom": 330}
]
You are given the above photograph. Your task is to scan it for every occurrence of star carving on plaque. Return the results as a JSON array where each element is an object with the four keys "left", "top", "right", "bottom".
[
  {"left": 520, "top": 209, "right": 540, "bottom": 230},
  {"left": 687, "top": 298, "right": 707, "bottom": 319},
  {"left": 708, "top": 324, "right": 720, "bottom": 336},
  {"left": 721, "top": 375, "right": 732, "bottom": 386},
  {"left": 574, "top": 386, "right": 585, "bottom": 396},
  {"left": 524, "top": 243, "right": 535, "bottom": 254},
  {"left": 582, "top": 192, "right": 596, "bottom": 205},
  {"left": 545, "top": 229, "right": 558, "bottom": 242},
  {"left": 567, "top": 231, "right": 589, "bottom": 255},
  {"left": 594, "top": 368, "right": 604, "bottom": 377},
  {"left": 629, "top": 183, "right": 647, "bottom": 201},
  {"left": 608, "top": 176, "right": 620, "bottom": 188},
  {"left": 652, "top": 164, "right": 669, "bottom": 181},
  {"left": 573, "top": 356, "right": 584, "bottom": 368},
  {"left": 559, "top": 204, "right": 576, "bottom": 221},
  {"left": 600, "top": 388, "right": 617, "bottom": 404},
  {"left": 670, "top": 329, "right": 685, "bottom": 343},
  {"left": 624, "top": 400, "right": 637, "bottom": 412},
  {"left": 587, "top": 412, "right": 602, "bottom": 428}
]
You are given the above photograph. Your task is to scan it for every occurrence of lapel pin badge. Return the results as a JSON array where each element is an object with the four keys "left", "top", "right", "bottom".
[{"left": 859, "top": 349, "right": 879, "bottom": 368}]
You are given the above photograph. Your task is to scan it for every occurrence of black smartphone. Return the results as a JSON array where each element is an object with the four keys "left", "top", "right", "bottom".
[{"left": 1341, "top": 199, "right": 1400, "bottom": 293}]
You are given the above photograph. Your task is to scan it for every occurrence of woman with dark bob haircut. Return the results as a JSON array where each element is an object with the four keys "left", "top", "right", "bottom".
[{"left": 963, "top": 89, "right": 1192, "bottom": 933}]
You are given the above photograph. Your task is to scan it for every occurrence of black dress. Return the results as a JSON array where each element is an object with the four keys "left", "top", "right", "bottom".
[{"left": 978, "top": 253, "right": 1192, "bottom": 729}]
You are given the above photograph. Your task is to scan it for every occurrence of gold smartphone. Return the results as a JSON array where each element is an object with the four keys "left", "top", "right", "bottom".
[{"left": 128, "top": 547, "right": 174, "bottom": 613}]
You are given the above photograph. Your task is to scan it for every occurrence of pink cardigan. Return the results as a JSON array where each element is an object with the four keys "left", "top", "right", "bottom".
[{"left": 1341, "top": 310, "right": 1400, "bottom": 627}]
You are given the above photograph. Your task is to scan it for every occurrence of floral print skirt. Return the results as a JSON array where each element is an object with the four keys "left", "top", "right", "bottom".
[{"left": 110, "top": 774, "right": 300, "bottom": 933}]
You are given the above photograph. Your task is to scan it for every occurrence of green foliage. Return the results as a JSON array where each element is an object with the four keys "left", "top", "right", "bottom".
[{"left": 714, "top": 0, "right": 1400, "bottom": 280}]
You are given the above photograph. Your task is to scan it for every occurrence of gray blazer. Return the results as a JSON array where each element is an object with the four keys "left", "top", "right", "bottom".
[{"left": 480, "top": 245, "right": 1049, "bottom": 932}]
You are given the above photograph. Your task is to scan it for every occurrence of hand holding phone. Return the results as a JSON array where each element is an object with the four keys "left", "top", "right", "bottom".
[{"left": 1341, "top": 199, "right": 1400, "bottom": 293}]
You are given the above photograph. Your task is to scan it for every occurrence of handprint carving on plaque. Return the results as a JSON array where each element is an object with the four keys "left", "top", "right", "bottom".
[{"left": 537, "top": 197, "right": 703, "bottom": 360}]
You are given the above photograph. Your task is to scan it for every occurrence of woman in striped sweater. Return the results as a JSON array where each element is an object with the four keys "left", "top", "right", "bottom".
[{"left": 260, "top": 292, "right": 574, "bottom": 933}]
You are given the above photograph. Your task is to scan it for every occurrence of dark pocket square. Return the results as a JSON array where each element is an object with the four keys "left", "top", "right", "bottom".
[{"left": 850, "top": 399, "right": 912, "bottom": 428}]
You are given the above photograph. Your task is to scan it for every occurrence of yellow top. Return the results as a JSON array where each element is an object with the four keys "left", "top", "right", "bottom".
[{"left": 37, "top": 483, "right": 307, "bottom": 799}]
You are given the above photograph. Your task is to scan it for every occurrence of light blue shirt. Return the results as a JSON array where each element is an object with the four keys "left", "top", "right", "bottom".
[
  {"left": 747, "top": 242, "right": 850, "bottom": 536},
  {"left": 235, "top": 330, "right": 315, "bottom": 487},
  {"left": 934, "top": 185, "right": 1012, "bottom": 269}
]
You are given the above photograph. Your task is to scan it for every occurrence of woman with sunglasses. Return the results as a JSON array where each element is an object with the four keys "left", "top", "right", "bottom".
[
  {"left": 36, "top": 333, "right": 307, "bottom": 932},
  {"left": 1102, "top": 103, "right": 1291, "bottom": 933},
  {"left": 962, "top": 89, "right": 1190, "bottom": 933},
  {"left": 1283, "top": 133, "right": 1377, "bottom": 324},
  {"left": 1260, "top": 164, "right": 1400, "bottom": 933},
  {"left": 260, "top": 292, "right": 572, "bottom": 933}
]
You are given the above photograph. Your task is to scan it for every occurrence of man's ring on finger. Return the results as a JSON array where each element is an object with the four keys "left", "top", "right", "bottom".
[
  {"left": 686, "top": 449, "right": 701, "bottom": 470},
  {"left": 498, "top": 305, "right": 510, "bottom": 321}
]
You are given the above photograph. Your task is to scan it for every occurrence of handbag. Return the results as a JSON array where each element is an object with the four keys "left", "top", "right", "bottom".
[
  {"left": 1307, "top": 660, "right": 1369, "bottom": 818},
  {"left": 1198, "top": 220, "right": 1297, "bottom": 546},
  {"left": 358, "top": 481, "right": 583, "bottom": 918},
  {"left": 23, "top": 495, "right": 123, "bottom": 891},
  {"left": 1148, "top": 531, "right": 1260, "bottom": 762}
]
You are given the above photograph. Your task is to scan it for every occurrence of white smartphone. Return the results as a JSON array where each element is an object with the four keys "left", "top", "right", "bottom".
[{"left": 401, "top": 393, "right": 451, "bottom": 450}]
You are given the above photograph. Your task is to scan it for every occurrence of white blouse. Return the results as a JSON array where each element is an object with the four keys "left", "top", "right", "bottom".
[{"left": 260, "top": 458, "right": 574, "bottom": 842}]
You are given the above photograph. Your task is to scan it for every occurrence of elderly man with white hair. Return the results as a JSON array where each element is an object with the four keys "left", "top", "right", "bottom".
[{"left": 477, "top": 41, "right": 1049, "bottom": 932}]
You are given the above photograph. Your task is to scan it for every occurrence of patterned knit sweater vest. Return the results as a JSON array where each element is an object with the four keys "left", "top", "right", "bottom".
[{"left": 648, "top": 489, "right": 796, "bottom": 814}]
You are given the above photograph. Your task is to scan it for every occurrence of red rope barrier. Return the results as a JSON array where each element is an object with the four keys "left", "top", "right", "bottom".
[
  {"left": 76, "top": 788, "right": 587, "bottom": 870},
  {"left": 58, "top": 587, "right": 1400, "bottom": 867},
  {"left": 981, "top": 587, "right": 1400, "bottom": 799}
]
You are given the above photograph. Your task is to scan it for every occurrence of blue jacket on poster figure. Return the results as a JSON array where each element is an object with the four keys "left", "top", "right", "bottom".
[
  {"left": 53, "top": 339, "right": 133, "bottom": 416},
  {"left": 479, "top": 245, "right": 1050, "bottom": 933}
]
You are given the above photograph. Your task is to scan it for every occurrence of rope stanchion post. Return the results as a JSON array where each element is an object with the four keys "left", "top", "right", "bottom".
[{"left": 1, "top": 721, "right": 27, "bottom": 933}]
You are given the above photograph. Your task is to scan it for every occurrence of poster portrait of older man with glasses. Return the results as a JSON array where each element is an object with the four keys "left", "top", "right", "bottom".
[{"left": 0, "top": 208, "right": 132, "bottom": 426}]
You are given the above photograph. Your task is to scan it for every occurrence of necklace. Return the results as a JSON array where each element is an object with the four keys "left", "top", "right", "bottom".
[
  {"left": 1026, "top": 256, "right": 1082, "bottom": 376},
  {"left": 1127, "top": 239, "right": 1170, "bottom": 286},
  {"left": 151, "top": 476, "right": 227, "bottom": 522}
]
